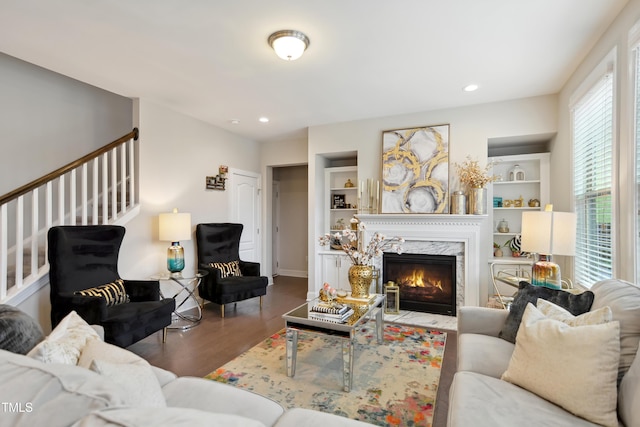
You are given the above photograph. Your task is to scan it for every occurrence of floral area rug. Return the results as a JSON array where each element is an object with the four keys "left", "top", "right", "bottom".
[{"left": 205, "top": 323, "right": 446, "bottom": 426}]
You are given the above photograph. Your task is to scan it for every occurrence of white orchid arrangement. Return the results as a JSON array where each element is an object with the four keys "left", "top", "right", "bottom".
[{"left": 319, "top": 222, "right": 405, "bottom": 266}]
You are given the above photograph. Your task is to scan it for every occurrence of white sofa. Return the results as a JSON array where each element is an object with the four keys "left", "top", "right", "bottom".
[
  {"left": 0, "top": 313, "right": 374, "bottom": 427},
  {"left": 447, "top": 279, "right": 640, "bottom": 427}
]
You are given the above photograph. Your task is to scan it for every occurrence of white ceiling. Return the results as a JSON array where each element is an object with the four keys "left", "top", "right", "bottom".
[{"left": 0, "top": 0, "right": 629, "bottom": 143}]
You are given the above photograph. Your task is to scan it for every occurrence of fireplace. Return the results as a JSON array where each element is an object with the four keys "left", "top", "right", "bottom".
[{"left": 382, "top": 253, "right": 457, "bottom": 316}]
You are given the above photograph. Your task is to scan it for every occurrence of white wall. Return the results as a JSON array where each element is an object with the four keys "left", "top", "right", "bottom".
[
  {"left": 555, "top": 0, "right": 640, "bottom": 282},
  {"left": 15, "top": 99, "right": 263, "bottom": 330},
  {"left": 0, "top": 53, "right": 132, "bottom": 331},
  {"left": 307, "top": 95, "right": 558, "bottom": 305},
  {"left": 0, "top": 53, "right": 132, "bottom": 194},
  {"left": 118, "top": 99, "right": 263, "bottom": 302}
]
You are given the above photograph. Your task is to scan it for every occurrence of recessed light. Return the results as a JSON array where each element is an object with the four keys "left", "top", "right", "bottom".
[
  {"left": 229, "top": 119, "right": 240, "bottom": 125},
  {"left": 463, "top": 84, "right": 479, "bottom": 92},
  {"left": 259, "top": 117, "right": 269, "bottom": 123}
]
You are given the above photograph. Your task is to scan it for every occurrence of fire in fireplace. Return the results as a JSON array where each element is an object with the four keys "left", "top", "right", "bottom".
[{"left": 382, "top": 253, "right": 456, "bottom": 316}]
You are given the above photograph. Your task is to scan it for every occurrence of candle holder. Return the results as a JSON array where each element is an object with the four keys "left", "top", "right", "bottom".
[
  {"left": 384, "top": 281, "right": 400, "bottom": 314},
  {"left": 357, "top": 178, "right": 380, "bottom": 214}
]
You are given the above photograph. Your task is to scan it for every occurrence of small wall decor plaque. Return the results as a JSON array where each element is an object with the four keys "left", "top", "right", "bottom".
[{"left": 206, "top": 165, "right": 228, "bottom": 190}]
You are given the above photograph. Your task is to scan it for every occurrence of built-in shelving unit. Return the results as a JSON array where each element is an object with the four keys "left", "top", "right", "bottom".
[
  {"left": 319, "top": 165, "right": 358, "bottom": 291},
  {"left": 489, "top": 153, "right": 550, "bottom": 260},
  {"left": 324, "top": 166, "right": 358, "bottom": 233}
]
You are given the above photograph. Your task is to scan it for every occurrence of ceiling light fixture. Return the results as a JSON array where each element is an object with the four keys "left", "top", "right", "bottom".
[
  {"left": 259, "top": 117, "right": 269, "bottom": 123},
  {"left": 268, "top": 30, "right": 310, "bottom": 61},
  {"left": 463, "top": 84, "right": 479, "bottom": 92}
]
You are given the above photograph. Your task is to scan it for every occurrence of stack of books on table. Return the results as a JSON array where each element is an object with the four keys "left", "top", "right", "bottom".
[{"left": 309, "top": 302, "right": 354, "bottom": 323}]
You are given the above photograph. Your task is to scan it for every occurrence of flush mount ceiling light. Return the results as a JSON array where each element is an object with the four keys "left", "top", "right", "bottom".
[
  {"left": 268, "top": 30, "right": 310, "bottom": 61},
  {"left": 463, "top": 84, "right": 479, "bottom": 92}
]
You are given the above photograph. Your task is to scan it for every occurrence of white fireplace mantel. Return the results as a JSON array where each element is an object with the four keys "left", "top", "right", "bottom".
[{"left": 357, "top": 214, "right": 487, "bottom": 308}]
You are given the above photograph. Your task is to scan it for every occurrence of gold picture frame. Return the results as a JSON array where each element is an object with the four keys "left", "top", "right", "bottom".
[{"left": 381, "top": 124, "right": 449, "bottom": 213}]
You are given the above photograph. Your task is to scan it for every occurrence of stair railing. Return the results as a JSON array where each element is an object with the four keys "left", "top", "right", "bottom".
[{"left": 0, "top": 128, "right": 140, "bottom": 303}]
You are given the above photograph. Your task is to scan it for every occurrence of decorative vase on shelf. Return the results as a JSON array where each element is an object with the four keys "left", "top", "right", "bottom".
[
  {"left": 468, "top": 187, "right": 487, "bottom": 215},
  {"left": 348, "top": 264, "right": 374, "bottom": 298}
]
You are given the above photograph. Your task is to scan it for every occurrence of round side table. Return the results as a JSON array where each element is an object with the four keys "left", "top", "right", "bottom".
[{"left": 153, "top": 271, "right": 208, "bottom": 330}]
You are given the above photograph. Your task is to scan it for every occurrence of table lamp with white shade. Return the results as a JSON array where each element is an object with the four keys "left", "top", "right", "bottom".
[
  {"left": 521, "top": 205, "right": 576, "bottom": 290},
  {"left": 159, "top": 208, "right": 192, "bottom": 274}
]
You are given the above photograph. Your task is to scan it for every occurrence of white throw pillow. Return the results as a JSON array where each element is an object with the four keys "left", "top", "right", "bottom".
[
  {"left": 536, "top": 298, "right": 613, "bottom": 325},
  {"left": 90, "top": 359, "right": 166, "bottom": 407},
  {"left": 77, "top": 337, "right": 148, "bottom": 369},
  {"left": 501, "top": 303, "right": 620, "bottom": 427},
  {"left": 27, "top": 311, "right": 99, "bottom": 365}
]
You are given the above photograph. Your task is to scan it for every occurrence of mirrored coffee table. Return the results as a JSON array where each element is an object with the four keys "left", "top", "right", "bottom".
[{"left": 282, "top": 293, "right": 385, "bottom": 392}]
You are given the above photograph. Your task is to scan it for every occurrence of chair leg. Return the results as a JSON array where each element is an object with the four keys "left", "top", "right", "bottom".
[
  {"left": 221, "top": 304, "right": 225, "bottom": 318},
  {"left": 260, "top": 295, "right": 263, "bottom": 309},
  {"left": 162, "top": 327, "right": 168, "bottom": 343}
]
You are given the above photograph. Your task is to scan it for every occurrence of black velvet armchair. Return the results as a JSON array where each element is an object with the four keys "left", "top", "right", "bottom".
[
  {"left": 196, "top": 223, "right": 268, "bottom": 317},
  {"left": 47, "top": 225, "right": 175, "bottom": 347}
]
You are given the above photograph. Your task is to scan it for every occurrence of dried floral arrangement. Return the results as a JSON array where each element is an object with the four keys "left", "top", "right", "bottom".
[
  {"left": 455, "top": 156, "right": 498, "bottom": 189},
  {"left": 319, "top": 223, "right": 404, "bottom": 266}
]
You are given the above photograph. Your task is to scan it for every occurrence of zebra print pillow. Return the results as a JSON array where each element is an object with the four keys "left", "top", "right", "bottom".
[
  {"left": 75, "top": 279, "right": 129, "bottom": 306},
  {"left": 209, "top": 260, "right": 242, "bottom": 278}
]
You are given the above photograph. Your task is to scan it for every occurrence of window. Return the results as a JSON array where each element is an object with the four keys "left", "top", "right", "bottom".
[{"left": 572, "top": 67, "right": 614, "bottom": 287}]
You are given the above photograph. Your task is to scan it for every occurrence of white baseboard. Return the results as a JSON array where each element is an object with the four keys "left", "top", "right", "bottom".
[{"left": 276, "top": 269, "right": 308, "bottom": 278}]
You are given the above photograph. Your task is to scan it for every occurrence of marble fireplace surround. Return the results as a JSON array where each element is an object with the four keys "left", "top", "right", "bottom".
[{"left": 357, "top": 214, "right": 486, "bottom": 311}]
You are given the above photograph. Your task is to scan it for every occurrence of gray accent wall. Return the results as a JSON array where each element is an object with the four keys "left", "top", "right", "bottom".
[{"left": 0, "top": 52, "right": 132, "bottom": 195}]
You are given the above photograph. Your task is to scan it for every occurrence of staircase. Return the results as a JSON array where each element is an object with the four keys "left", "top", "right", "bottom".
[{"left": 0, "top": 128, "right": 141, "bottom": 305}]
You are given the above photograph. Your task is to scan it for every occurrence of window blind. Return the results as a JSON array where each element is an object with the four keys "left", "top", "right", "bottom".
[{"left": 572, "top": 71, "right": 613, "bottom": 287}]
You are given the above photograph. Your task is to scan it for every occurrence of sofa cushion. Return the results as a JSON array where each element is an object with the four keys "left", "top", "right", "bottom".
[
  {"left": 498, "top": 281, "right": 594, "bottom": 343},
  {"left": 90, "top": 359, "right": 166, "bottom": 407},
  {"left": 591, "top": 279, "right": 640, "bottom": 382},
  {"left": 275, "top": 408, "right": 377, "bottom": 426},
  {"left": 71, "top": 407, "right": 267, "bottom": 427},
  {"left": 27, "top": 311, "right": 100, "bottom": 364},
  {"left": 619, "top": 350, "right": 640, "bottom": 427},
  {"left": 0, "top": 304, "right": 44, "bottom": 354},
  {"left": 0, "top": 348, "right": 127, "bottom": 427},
  {"left": 457, "top": 333, "right": 514, "bottom": 378},
  {"left": 501, "top": 303, "right": 619, "bottom": 427},
  {"left": 162, "top": 377, "right": 284, "bottom": 425},
  {"left": 163, "top": 377, "right": 284, "bottom": 427},
  {"left": 448, "top": 371, "right": 600, "bottom": 427}
]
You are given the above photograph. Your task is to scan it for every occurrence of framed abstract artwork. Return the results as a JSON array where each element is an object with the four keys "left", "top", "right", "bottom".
[{"left": 381, "top": 124, "right": 449, "bottom": 213}]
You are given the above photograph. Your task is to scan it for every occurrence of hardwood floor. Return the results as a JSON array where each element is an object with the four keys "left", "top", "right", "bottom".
[{"left": 127, "top": 276, "right": 455, "bottom": 426}]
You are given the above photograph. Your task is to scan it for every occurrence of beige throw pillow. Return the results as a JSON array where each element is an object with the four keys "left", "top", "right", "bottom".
[
  {"left": 536, "top": 298, "right": 613, "bottom": 326},
  {"left": 90, "top": 360, "right": 166, "bottom": 407},
  {"left": 78, "top": 337, "right": 148, "bottom": 369},
  {"left": 501, "top": 303, "right": 620, "bottom": 427},
  {"left": 27, "top": 311, "right": 99, "bottom": 365}
]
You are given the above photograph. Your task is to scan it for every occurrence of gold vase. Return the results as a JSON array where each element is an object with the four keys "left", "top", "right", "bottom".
[{"left": 348, "top": 265, "right": 373, "bottom": 298}]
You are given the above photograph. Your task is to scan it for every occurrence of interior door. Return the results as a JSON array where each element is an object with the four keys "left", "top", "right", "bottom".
[{"left": 229, "top": 169, "right": 261, "bottom": 264}]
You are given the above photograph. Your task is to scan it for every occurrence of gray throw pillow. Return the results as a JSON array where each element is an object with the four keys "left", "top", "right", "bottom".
[
  {"left": 498, "top": 281, "right": 595, "bottom": 343},
  {"left": 0, "top": 305, "right": 44, "bottom": 354}
]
